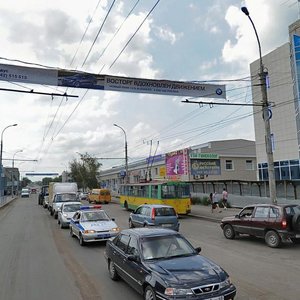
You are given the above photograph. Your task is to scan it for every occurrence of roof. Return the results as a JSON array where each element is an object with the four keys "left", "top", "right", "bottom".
[{"left": 121, "top": 228, "right": 178, "bottom": 238}]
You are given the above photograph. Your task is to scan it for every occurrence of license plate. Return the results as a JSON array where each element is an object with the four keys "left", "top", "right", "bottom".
[
  {"left": 97, "top": 234, "right": 110, "bottom": 239},
  {"left": 161, "top": 224, "right": 172, "bottom": 227},
  {"left": 207, "top": 297, "right": 224, "bottom": 300}
]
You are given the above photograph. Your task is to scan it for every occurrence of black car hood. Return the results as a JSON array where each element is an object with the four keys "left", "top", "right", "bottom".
[{"left": 147, "top": 255, "right": 226, "bottom": 286}]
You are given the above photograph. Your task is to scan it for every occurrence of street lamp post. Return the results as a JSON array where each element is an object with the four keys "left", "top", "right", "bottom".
[
  {"left": 12, "top": 149, "right": 23, "bottom": 196},
  {"left": 114, "top": 124, "right": 129, "bottom": 184},
  {"left": 0, "top": 123, "right": 18, "bottom": 197},
  {"left": 241, "top": 6, "right": 277, "bottom": 204}
]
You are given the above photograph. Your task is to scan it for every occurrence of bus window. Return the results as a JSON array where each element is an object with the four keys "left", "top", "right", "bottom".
[
  {"left": 151, "top": 185, "right": 158, "bottom": 198},
  {"left": 162, "top": 185, "right": 176, "bottom": 198}
]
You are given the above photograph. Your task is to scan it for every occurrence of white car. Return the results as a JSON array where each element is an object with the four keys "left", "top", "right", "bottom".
[
  {"left": 57, "top": 202, "right": 82, "bottom": 229},
  {"left": 69, "top": 205, "right": 120, "bottom": 246},
  {"left": 21, "top": 188, "right": 30, "bottom": 198}
]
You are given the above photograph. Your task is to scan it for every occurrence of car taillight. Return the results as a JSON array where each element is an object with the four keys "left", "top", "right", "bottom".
[
  {"left": 281, "top": 219, "right": 287, "bottom": 229},
  {"left": 151, "top": 208, "right": 155, "bottom": 220}
]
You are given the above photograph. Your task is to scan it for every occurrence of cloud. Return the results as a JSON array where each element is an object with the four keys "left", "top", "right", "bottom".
[{"left": 154, "top": 25, "right": 182, "bottom": 44}]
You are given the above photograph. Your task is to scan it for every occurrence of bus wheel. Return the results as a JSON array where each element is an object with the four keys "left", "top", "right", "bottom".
[{"left": 124, "top": 201, "right": 128, "bottom": 210}]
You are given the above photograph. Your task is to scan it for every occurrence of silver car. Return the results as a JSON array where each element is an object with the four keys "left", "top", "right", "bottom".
[
  {"left": 57, "top": 202, "right": 82, "bottom": 228},
  {"left": 129, "top": 204, "right": 180, "bottom": 231}
]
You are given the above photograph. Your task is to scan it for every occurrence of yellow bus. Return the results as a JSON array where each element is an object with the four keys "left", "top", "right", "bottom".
[
  {"left": 88, "top": 188, "right": 112, "bottom": 204},
  {"left": 120, "top": 181, "right": 191, "bottom": 215}
]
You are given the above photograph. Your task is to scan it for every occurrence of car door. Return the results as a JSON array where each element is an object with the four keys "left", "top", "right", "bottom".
[
  {"left": 71, "top": 212, "right": 82, "bottom": 237},
  {"left": 251, "top": 206, "right": 270, "bottom": 237},
  {"left": 121, "top": 236, "right": 147, "bottom": 294},
  {"left": 233, "top": 206, "right": 255, "bottom": 234},
  {"left": 132, "top": 207, "right": 144, "bottom": 227}
]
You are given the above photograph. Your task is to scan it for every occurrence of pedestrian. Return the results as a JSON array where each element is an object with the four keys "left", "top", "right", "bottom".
[
  {"left": 209, "top": 192, "right": 213, "bottom": 213},
  {"left": 212, "top": 191, "right": 221, "bottom": 213},
  {"left": 222, "top": 188, "right": 228, "bottom": 210}
]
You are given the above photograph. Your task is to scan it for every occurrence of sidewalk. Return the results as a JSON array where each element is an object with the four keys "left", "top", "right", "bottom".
[{"left": 189, "top": 205, "right": 241, "bottom": 222}]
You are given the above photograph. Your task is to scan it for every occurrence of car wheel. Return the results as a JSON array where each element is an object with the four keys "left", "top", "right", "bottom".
[
  {"left": 58, "top": 219, "right": 60, "bottom": 225},
  {"left": 265, "top": 230, "right": 281, "bottom": 248},
  {"left": 50, "top": 209, "right": 54, "bottom": 216},
  {"left": 291, "top": 238, "right": 300, "bottom": 244},
  {"left": 223, "top": 224, "right": 235, "bottom": 239},
  {"left": 70, "top": 227, "right": 75, "bottom": 238},
  {"left": 129, "top": 219, "right": 134, "bottom": 228},
  {"left": 108, "top": 260, "right": 119, "bottom": 281},
  {"left": 54, "top": 213, "right": 58, "bottom": 219},
  {"left": 124, "top": 201, "right": 128, "bottom": 210},
  {"left": 60, "top": 222, "right": 64, "bottom": 229},
  {"left": 79, "top": 233, "right": 85, "bottom": 246},
  {"left": 144, "top": 286, "right": 156, "bottom": 300}
]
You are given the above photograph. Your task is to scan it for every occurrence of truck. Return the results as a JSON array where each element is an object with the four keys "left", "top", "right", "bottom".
[{"left": 48, "top": 182, "right": 78, "bottom": 219}]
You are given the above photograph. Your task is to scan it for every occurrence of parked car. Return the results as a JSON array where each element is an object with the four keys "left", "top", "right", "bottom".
[
  {"left": 129, "top": 204, "right": 179, "bottom": 231},
  {"left": 21, "top": 188, "right": 30, "bottom": 198},
  {"left": 57, "top": 202, "right": 82, "bottom": 229},
  {"left": 104, "top": 228, "right": 236, "bottom": 300},
  {"left": 220, "top": 203, "right": 300, "bottom": 248},
  {"left": 69, "top": 205, "right": 120, "bottom": 246},
  {"left": 38, "top": 185, "right": 49, "bottom": 205},
  {"left": 79, "top": 192, "right": 89, "bottom": 201}
]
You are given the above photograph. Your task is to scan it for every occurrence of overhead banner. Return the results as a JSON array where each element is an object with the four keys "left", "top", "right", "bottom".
[{"left": 0, "top": 63, "right": 226, "bottom": 98}]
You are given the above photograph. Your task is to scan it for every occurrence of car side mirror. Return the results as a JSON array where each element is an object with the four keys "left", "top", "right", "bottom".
[
  {"left": 235, "top": 214, "right": 240, "bottom": 218},
  {"left": 127, "top": 255, "right": 139, "bottom": 262},
  {"left": 195, "top": 246, "right": 201, "bottom": 253}
]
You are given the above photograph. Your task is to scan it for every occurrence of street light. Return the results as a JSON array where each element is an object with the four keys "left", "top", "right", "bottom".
[
  {"left": 241, "top": 6, "right": 277, "bottom": 204},
  {"left": 113, "top": 124, "right": 129, "bottom": 184},
  {"left": 0, "top": 123, "right": 18, "bottom": 197},
  {"left": 12, "top": 149, "right": 23, "bottom": 195}
]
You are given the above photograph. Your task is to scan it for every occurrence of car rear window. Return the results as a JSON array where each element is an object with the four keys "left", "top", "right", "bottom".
[{"left": 155, "top": 207, "right": 176, "bottom": 216}]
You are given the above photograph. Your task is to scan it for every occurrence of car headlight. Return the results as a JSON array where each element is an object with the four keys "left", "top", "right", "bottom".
[
  {"left": 63, "top": 213, "right": 68, "bottom": 217},
  {"left": 83, "top": 230, "right": 96, "bottom": 234},
  {"left": 111, "top": 227, "right": 120, "bottom": 232},
  {"left": 165, "top": 288, "right": 193, "bottom": 296},
  {"left": 219, "top": 277, "right": 231, "bottom": 289}
]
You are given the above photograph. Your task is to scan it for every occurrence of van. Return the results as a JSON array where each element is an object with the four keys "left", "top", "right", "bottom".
[{"left": 88, "top": 188, "right": 111, "bottom": 204}]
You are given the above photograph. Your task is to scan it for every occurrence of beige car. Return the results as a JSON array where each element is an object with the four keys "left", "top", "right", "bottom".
[{"left": 88, "top": 189, "right": 111, "bottom": 204}]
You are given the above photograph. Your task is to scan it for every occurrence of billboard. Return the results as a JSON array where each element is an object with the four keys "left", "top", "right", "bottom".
[
  {"left": 0, "top": 63, "right": 226, "bottom": 99},
  {"left": 165, "top": 149, "right": 189, "bottom": 177},
  {"left": 190, "top": 159, "right": 221, "bottom": 176}
]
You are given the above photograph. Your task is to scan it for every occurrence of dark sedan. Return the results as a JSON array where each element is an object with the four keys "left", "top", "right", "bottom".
[{"left": 104, "top": 228, "right": 236, "bottom": 300}]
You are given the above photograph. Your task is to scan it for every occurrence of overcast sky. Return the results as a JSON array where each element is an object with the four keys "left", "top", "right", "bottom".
[{"left": 0, "top": 0, "right": 299, "bottom": 181}]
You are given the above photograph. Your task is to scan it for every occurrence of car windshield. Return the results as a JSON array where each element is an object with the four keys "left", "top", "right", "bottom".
[
  {"left": 54, "top": 194, "right": 77, "bottom": 202},
  {"left": 141, "top": 235, "right": 196, "bottom": 260},
  {"left": 81, "top": 211, "right": 110, "bottom": 222},
  {"left": 63, "top": 204, "right": 81, "bottom": 212}
]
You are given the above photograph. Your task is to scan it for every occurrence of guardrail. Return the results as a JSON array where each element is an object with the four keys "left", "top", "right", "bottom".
[{"left": 0, "top": 195, "right": 16, "bottom": 208}]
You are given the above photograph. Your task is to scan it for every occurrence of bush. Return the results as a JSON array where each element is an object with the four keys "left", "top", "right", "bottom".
[{"left": 191, "top": 196, "right": 211, "bottom": 206}]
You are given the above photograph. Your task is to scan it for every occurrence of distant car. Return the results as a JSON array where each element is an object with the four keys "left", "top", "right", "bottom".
[
  {"left": 69, "top": 205, "right": 120, "bottom": 246},
  {"left": 60, "top": 74, "right": 97, "bottom": 88},
  {"left": 57, "top": 202, "right": 82, "bottom": 229},
  {"left": 21, "top": 188, "right": 30, "bottom": 198},
  {"left": 220, "top": 203, "right": 300, "bottom": 248},
  {"left": 129, "top": 204, "right": 179, "bottom": 231},
  {"left": 31, "top": 188, "right": 37, "bottom": 194},
  {"left": 79, "top": 192, "right": 88, "bottom": 201},
  {"left": 104, "top": 228, "right": 237, "bottom": 300}
]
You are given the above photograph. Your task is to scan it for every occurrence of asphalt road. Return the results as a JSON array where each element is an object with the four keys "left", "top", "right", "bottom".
[{"left": 0, "top": 195, "right": 299, "bottom": 300}]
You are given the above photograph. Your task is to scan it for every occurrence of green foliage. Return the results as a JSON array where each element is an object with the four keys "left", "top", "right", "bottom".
[
  {"left": 191, "top": 196, "right": 211, "bottom": 206},
  {"left": 42, "top": 176, "right": 62, "bottom": 185},
  {"left": 69, "top": 152, "right": 102, "bottom": 190},
  {"left": 21, "top": 177, "right": 32, "bottom": 188}
]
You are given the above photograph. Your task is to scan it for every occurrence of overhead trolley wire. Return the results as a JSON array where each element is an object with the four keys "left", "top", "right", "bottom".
[
  {"left": 108, "top": 0, "right": 161, "bottom": 70},
  {"left": 81, "top": 0, "right": 117, "bottom": 68}
]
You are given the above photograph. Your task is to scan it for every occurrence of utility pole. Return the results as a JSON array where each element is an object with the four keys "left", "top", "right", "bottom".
[{"left": 242, "top": 6, "right": 277, "bottom": 204}]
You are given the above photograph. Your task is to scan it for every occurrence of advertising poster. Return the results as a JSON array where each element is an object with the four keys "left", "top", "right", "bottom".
[
  {"left": 166, "top": 149, "right": 189, "bottom": 177},
  {"left": 190, "top": 159, "right": 221, "bottom": 176},
  {"left": 0, "top": 63, "right": 226, "bottom": 99}
]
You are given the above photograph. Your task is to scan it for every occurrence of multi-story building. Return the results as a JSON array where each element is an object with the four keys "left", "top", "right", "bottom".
[{"left": 250, "top": 19, "right": 300, "bottom": 182}]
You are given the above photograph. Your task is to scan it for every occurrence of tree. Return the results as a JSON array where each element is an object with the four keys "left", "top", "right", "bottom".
[
  {"left": 42, "top": 176, "right": 62, "bottom": 186},
  {"left": 69, "top": 153, "right": 101, "bottom": 190},
  {"left": 21, "top": 177, "right": 32, "bottom": 188}
]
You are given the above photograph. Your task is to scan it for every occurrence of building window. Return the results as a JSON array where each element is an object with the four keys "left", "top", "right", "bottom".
[
  {"left": 155, "top": 168, "right": 158, "bottom": 175},
  {"left": 246, "top": 160, "right": 254, "bottom": 170},
  {"left": 225, "top": 160, "right": 234, "bottom": 170}
]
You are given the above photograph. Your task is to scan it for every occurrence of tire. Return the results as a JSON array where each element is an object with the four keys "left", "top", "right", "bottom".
[
  {"left": 58, "top": 219, "right": 60, "bottom": 225},
  {"left": 79, "top": 233, "right": 85, "bottom": 246},
  {"left": 144, "top": 286, "right": 156, "bottom": 300},
  {"left": 60, "top": 222, "right": 64, "bottom": 229},
  {"left": 265, "top": 230, "right": 281, "bottom": 248},
  {"left": 291, "top": 238, "right": 300, "bottom": 244},
  {"left": 223, "top": 224, "right": 235, "bottom": 239},
  {"left": 70, "top": 227, "right": 75, "bottom": 238},
  {"left": 129, "top": 219, "right": 134, "bottom": 228},
  {"left": 50, "top": 208, "right": 54, "bottom": 216},
  {"left": 54, "top": 213, "right": 58, "bottom": 219},
  {"left": 108, "top": 260, "right": 119, "bottom": 281},
  {"left": 292, "top": 213, "right": 300, "bottom": 232}
]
